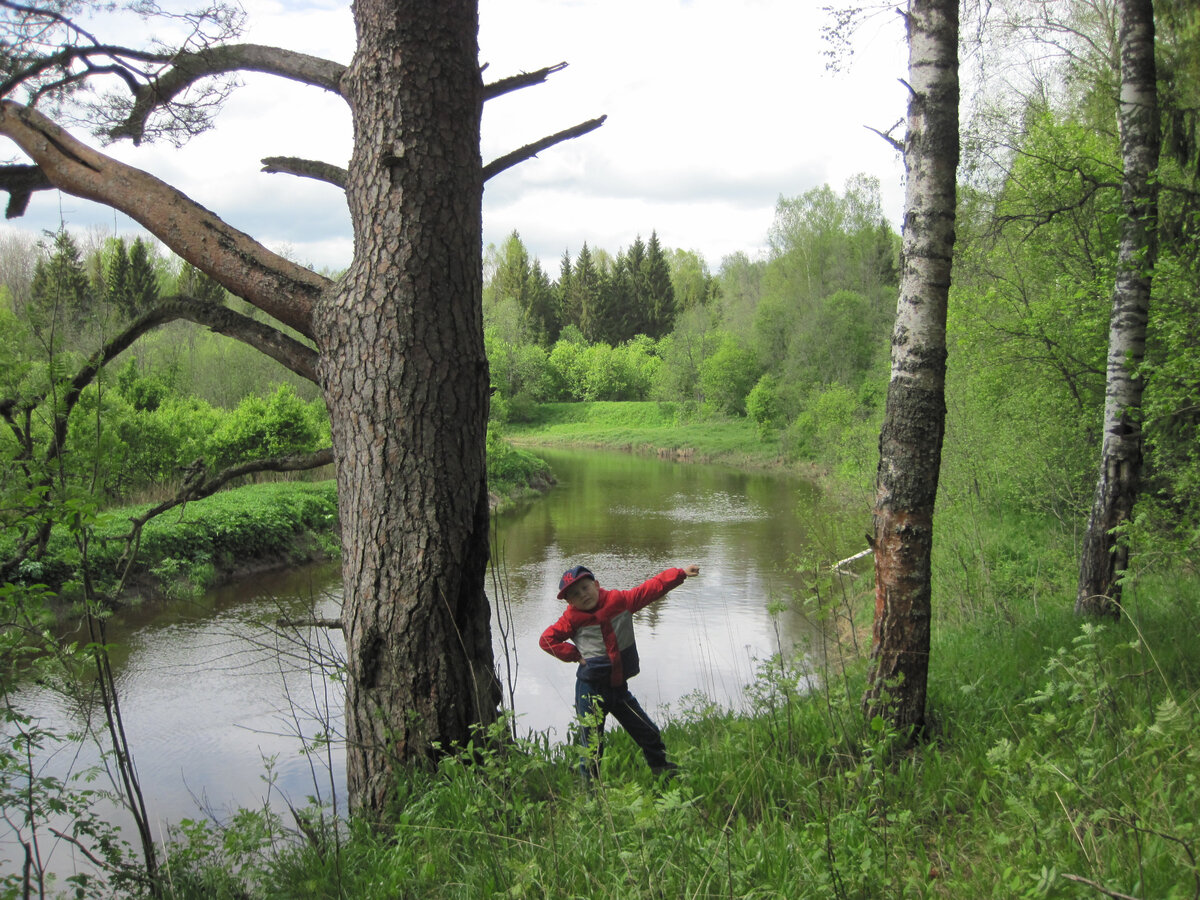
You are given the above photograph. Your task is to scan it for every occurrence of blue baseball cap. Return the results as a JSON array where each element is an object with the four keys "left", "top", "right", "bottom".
[{"left": 557, "top": 565, "right": 594, "bottom": 599}]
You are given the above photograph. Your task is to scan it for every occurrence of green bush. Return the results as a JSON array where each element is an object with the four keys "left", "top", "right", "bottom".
[
  {"left": 486, "top": 429, "right": 551, "bottom": 503},
  {"left": 205, "top": 385, "right": 327, "bottom": 471},
  {"left": 698, "top": 335, "right": 759, "bottom": 416},
  {"left": 745, "top": 373, "right": 780, "bottom": 438}
]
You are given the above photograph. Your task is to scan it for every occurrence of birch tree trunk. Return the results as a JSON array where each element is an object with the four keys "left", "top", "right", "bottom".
[
  {"left": 1076, "top": 0, "right": 1159, "bottom": 619},
  {"left": 862, "top": 0, "right": 959, "bottom": 735}
]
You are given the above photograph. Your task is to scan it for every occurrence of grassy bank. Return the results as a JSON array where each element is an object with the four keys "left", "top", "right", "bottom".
[
  {"left": 151, "top": 403, "right": 1199, "bottom": 899},
  {"left": 4, "top": 435, "right": 551, "bottom": 606},
  {"left": 504, "top": 401, "right": 789, "bottom": 470},
  {"left": 2, "top": 481, "right": 342, "bottom": 604},
  {"left": 160, "top": 571, "right": 1200, "bottom": 899}
]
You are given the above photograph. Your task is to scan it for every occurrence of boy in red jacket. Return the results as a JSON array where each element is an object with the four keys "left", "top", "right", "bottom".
[{"left": 539, "top": 563, "right": 700, "bottom": 780}]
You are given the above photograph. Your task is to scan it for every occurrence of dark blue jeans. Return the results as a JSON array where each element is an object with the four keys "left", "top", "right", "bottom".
[{"left": 574, "top": 678, "right": 669, "bottom": 778}]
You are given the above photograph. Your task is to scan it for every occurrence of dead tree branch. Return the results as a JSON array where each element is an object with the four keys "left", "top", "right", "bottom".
[
  {"left": 0, "top": 163, "right": 51, "bottom": 216},
  {"left": 261, "top": 156, "right": 348, "bottom": 189},
  {"left": 483, "top": 61, "right": 567, "bottom": 100},
  {"left": 483, "top": 115, "right": 607, "bottom": 182}
]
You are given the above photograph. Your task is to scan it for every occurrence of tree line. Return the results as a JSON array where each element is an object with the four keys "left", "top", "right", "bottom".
[{"left": 483, "top": 176, "right": 898, "bottom": 447}]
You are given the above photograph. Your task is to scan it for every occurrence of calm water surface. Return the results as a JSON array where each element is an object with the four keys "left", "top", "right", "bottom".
[{"left": 4, "top": 448, "right": 864, "bottom": 877}]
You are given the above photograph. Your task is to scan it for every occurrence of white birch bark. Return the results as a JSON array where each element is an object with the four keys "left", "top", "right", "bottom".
[
  {"left": 863, "top": 0, "right": 960, "bottom": 734},
  {"left": 1076, "top": 0, "right": 1158, "bottom": 617}
]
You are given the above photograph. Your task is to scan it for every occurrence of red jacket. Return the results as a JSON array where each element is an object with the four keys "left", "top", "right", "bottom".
[{"left": 539, "top": 568, "right": 687, "bottom": 686}]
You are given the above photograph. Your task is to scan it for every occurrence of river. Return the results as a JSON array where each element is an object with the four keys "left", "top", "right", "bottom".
[{"left": 2, "top": 447, "right": 865, "bottom": 880}]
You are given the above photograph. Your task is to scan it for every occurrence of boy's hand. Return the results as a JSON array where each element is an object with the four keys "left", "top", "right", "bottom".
[{"left": 682, "top": 564, "right": 700, "bottom": 577}]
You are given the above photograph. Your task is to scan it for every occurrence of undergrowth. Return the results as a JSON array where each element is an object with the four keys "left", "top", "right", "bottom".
[{"left": 153, "top": 575, "right": 1200, "bottom": 900}]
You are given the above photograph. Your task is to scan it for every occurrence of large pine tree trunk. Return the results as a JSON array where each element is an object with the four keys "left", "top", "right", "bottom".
[
  {"left": 1076, "top": 0, "right": 1159, "bottom": 619},
  {"left": 862, "top": 0, "right": 959, "bottom": 735},
  {"left": 314, "top": 0, "right": 499, "bottom": 818}
]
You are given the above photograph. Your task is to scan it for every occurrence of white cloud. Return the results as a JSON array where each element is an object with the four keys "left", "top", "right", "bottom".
[{"left": 3, "top": 0, "right": 909, "bottom": 273}]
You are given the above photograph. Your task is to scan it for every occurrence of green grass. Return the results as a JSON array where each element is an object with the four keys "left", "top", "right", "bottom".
[
  {"left": 505, "top": 401, "right": 786, "bottom": 468},
  {"left": 156, "top": 571, "right": 1200, "bottom": 900},
  {"left": 3, "top": 481, "right": 340, "bottom": 602},
  {"left": 12, "top": 400, "right": 1199, "bottom": 898}
]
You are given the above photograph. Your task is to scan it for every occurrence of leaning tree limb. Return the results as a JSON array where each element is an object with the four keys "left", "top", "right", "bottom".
[
  {"left": 0, "top": 100, "right": 327, "bottom": 337},
  {"left": 14, "top": 295, "right": 320, "bottom": 460}
]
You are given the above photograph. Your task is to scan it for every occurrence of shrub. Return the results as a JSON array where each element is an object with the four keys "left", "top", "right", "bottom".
[
  {"left": 205, "top": 385, "right": 325, "bottom": 471},
  {"left": 698, "top": 335, "right": 759, "bottom": 416},
  {"left": 745, "top": 373, "right": 780, "bottom": 438}
]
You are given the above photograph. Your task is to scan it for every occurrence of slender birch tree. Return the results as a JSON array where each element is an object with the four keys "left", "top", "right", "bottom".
[
  {"left": 1076, "top": 0, "right": 1159, "bottom": 618},
  {"left": 863, "top": 0, "right": 960, "bottom": 735},
  {"left": 0, "top": 0, "right": 602, "bottom": 820}
]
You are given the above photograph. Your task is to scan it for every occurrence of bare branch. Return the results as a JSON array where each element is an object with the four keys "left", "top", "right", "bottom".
[
  {"left": 0, "top": 162, "right": 51, "bottom": 216},
  {"left": 125, "top": 448, "right": 336, "bottom": 533},
  {"left": 1060, "top": 874, "right": 1142, "bottom": 900},
  {"left": 261, "top": 156, "right": 347, "bottom": 189},
  {"left": 866, "top": 118, "right": 905, "bottom": 153},
  {"left": 483, "top": 62, "right": 567, "bottom": 100},
  {"left": 108, "top": 43, "right": 347, "bottom": 144},
  {"left": 0, "top": 100, "right": 328, "bottom": 338},
  {"left": 483, "top": 115, "right": 607, "bottom": 182},
  {"left": 107, "top": 447, "right": 335, "bottom": 594}
]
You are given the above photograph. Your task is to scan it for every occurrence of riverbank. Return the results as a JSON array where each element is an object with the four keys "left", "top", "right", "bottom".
[
  {"left": 163, "top": 405, "right": 1200, "bottom": 897},
  {"left": 165, "top": 566, "right": 1200, "bottom": 899},
  {"left": 502, "top": 400, "right": 843, "bottom": 480},
  {"left": 4, "top": 433, "right": 555, "bottom": 607},
  {"left": 2, "top": 481, "right": 342, "bottom": 607}
]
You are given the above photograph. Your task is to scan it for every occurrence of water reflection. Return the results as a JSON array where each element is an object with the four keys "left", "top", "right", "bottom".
[{"left": 491, "top": 448, "right": 831, "bottom": 745}]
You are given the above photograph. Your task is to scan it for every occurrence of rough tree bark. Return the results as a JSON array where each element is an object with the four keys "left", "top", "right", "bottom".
[
  {"left": 862, "top": 0, "right": 959, "bottom": 736},
  {"left": 0, "top": 0, "right": 602, "bottom": 821},
  {"left": 315, "top": 0, "right": 498, "bottom": 816},
  {"left": 1076, "top": 0, "right": 1159, "bottom": 619}
]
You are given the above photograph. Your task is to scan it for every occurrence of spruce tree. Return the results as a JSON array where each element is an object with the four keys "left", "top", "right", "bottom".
[
  {"left": 556, "top": 249, "right": 574, "bottom": 333},
  {"left": 564, "top": 243, "right": 600, "bottom": 335},
  {"left": 526, "top": 259, "right": 558, "bottom": 345},
  {"left": 125, "top": 237, "right": 159, "bottom": 317},
  {"left": 623, "top": 235, "right": 650, "bottom": 338},
  {"left": 104, "top": 237, "right": 131, "bottom": 313},
  {"left": 643, "top": 231, "right": 676, "bottom": 338},
  {"left": 28, "top": 228, "right": 92, "bottom": 347}
]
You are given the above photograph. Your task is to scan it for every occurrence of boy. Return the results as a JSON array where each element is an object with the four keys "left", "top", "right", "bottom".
[{"left": 539, "top": 562, "right": 700, "bottom": 780}]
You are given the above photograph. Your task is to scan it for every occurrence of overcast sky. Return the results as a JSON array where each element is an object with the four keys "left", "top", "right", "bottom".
[{"left": 2, "top": 0, "right": 909, "bottom": 274}]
